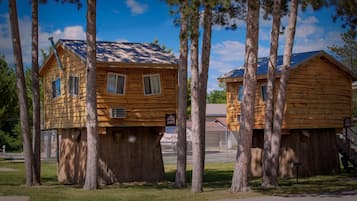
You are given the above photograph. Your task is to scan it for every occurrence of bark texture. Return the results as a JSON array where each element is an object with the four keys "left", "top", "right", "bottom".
[
  {"left": 198, "top": 2, "right": 212, "bottom": 173},
  {"left": 262, "top": 0, "right": 281, "bottom": 187},
  {"left": 32, "top": 0, "right": 41, "bottom": 185},
  {"left": 9, "top": 0, "right": 34, "bottom": 187},
  {"left": 175, "top": 0, "right": 189, "bottom": 188},
  {"left": 83, "top": 0, "right": 98, "bottom": 190},
  {"left": 231, "top": 0, "right": 260, "bottom": 192},
  {"left": 271, "top": 0, "right": 298, "bottom": 186},
  {"left": 190, "top": 0, "right": 203, "bottom": 193}
]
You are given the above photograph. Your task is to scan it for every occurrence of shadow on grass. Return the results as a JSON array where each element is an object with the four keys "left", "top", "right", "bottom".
[{"left": 254, "top": 169, "right": 357, "bottom": 197}]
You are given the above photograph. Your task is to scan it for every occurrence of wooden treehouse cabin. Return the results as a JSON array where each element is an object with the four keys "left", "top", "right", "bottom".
[
  {"left": 218, "top": 50, "right": 356, "bottom": 177},
  {"left": 39, "top": 39, "right": 178, "bottom": 184}
]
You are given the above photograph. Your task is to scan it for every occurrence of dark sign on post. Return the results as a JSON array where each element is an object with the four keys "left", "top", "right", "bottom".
[{"left": 165, "top": 114, "right": 176, "bottom": 126}]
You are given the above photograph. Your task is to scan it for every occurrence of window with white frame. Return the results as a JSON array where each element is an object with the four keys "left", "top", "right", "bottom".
[
  {"left": 52, "top": 78, "right": 61, "bottom": 98},
  {"left": 107, "top": 73, "right": 126, "bottom": 95},
  {"left": 69, "top": 75, "right": 79, "bottom": 96},
  {"left": 238, "top": 85, "right": 243, "bottom": 102},
  {"left": 143, "top": 74, "right": 161, "bottom": 95}
]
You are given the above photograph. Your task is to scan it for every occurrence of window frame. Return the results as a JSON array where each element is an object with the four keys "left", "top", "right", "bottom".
[
  {"left": 238, "top": 85, "right": 243, "bottom": 102},
  {"left": 68, "top": 75, "right": 79, "bottom": 96},
  {"left": 261, "top": 84, "right": 267, "bottom": 102},
  {"left": 52, "top": 78, "right": 61, "bottom": 98},
  {"left": 106, "top": 72, "right": 126, "bottom": 95},
  {"left": 142, "top": 74, "right": 161, "bottom": 96}
]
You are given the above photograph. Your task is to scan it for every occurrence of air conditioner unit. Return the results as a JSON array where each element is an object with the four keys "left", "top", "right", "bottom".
[{"left": 110, "top": 108, "right": 126, "bottom": 118}]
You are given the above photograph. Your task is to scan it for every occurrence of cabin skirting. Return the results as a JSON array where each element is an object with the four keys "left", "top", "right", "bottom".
[
  {"left": 58, "top": 127, "right": 165, "bottom": 184},
  {"left": 250, "top": 128, "right": 340, "bottom": 177}
]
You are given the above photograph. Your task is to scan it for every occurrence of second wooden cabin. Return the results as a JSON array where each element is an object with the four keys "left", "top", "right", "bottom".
[
  {"left": 219, "top": 50, "right": 356, "bottom": 177},
  {"left": 39, "top": 39, "right": 178, "bottom": 184}
]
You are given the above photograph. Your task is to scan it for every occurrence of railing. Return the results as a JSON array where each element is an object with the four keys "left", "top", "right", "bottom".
[{"left": 343, "top": 117, "right": 357, "bottom": 162}]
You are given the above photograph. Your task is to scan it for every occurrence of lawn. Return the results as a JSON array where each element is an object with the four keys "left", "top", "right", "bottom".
[{"left": 0, "top": 160, "right": 356, "bottom": 201}]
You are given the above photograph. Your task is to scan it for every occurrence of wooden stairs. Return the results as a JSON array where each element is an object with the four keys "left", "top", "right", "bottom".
[{"left": 337, "top": 127, "right": 357, "bottom": 168}]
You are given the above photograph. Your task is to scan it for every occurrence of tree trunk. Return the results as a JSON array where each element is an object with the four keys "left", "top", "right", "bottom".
[
  {"left": 231, "top": 0, "right": 259, "bottom": 193},
  {"left": 199, "top": 2, "right": 212, "bottom": 174},
  {"left": 31, "top": 0, "right": 41, "bottom": 185},
  {"left": 190, "top": 0, "right": 202, "bottom": 193},
  {"left": 175, "top": 0, "right": 189, "bottom": 188},
  {"left": 271, "top": 0, "right": 298, "bottom": 185},
  {"left": 83, "top": 0, "right": 98, "bottom": 190},
  {"left": 8, "top": 0, "right": 34, "bottom": 187},
  {"left": 262, "top": 0, "right": 281, "bottom": 187}
]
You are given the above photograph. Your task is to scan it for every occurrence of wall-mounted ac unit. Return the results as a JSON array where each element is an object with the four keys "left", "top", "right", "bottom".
[{"left": 110, "top": 108, "right": 126, "bottom": 118}]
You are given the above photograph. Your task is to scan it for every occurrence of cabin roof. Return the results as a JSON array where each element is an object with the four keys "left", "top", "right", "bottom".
[
  {"left": 58, "top": 39, "right": 179, "bottom": 64},
  {"left": 206, "top": 104, "right": 226, "bottom": 117},
  {"left": 40, "top": 39, "right": 178, "bottom": 75},
  {"left": 218, "top": 50, "right": 356, "bottom": 81}
]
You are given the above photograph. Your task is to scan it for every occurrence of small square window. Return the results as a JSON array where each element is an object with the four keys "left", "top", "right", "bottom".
[
  {"left": 107, "top": 73, "right": 126, "bottom": 95},
  {"left": 238, "top": 85, "right": 243, "bottom": 102},
  {"left": 261, "top": 85, "right": 267, "bottom": 101},
  {"left": 69, "top": 75, "right": 79, "bottom": 96},
  {"left": 52, "top": 78, "right": 61, "bottom": 98},
  {"left": 143, "top": 74, "right": 161, "bottom": 95}
]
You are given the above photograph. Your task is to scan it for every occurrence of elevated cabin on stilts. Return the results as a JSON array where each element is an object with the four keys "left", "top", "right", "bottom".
[
  {"left": 39, "top": 39, "right": 178, "bottom": 184},
  {"left": 218, "top": 50, "right": 356, "bottom": 177}
]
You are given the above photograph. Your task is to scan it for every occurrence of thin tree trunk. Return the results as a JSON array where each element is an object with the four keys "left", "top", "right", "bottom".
[
  {"left": 175, "top": 0, "right": 189, "bottom": 188},
  {"left": 262, "top": 0, "right": 281, "bottom": 187},
  {"left": 231, "top": 0, "right": 259, "bottom": 193},
  {"left": 271, "top": 0, "right": 298, "bottom": 185},
  {"left": 199, "top": 2, "right": 213, "bottom": 174},
  {"left": 190, "top": 0, "right": 202, "bottom": 193},
  {"left": 83, "top": 0, "right": 98, "bottom": 190},
  {"left": 32, "top": 0, "right": 41, "bottom": 185},
  {"left": 9, "top": 0, "right": 34, "bottom": 187}
]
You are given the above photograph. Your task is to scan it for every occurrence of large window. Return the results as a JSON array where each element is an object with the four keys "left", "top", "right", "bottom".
[
  {"left": 238, "top": 85, "right": 243, "bottom": 102},
  {"left": 261, "top": 84, "right": 267, "bottom": 101},
  {"left": 69, "top": 75, "right": 79, "bottom": 96},
  {"left": 52, "top": 78, "right": 61, "bottom": 98},
  {"left": 107, "top": 73, "right": 126, "bottom": 95},
  {"left": 143, "top": 74, "right": 161, "bottom": 95}
]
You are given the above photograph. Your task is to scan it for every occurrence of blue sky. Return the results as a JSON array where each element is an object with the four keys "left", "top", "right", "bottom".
[{"left": 0, "top": 0, "right": 347, "bottom": 91}]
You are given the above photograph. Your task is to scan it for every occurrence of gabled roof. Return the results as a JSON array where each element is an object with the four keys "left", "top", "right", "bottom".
[
  {"left": 59, "top": 39, "right": 179, "bottom": 64},
  {"left": 40, "top": 39, "right": 178, "bottom": 75},
  {"left": 218, "top": 50, "right": 356, "bottom": 81},
  {"left": 206, "top": 104, "right": 226, "bottom": 117}
]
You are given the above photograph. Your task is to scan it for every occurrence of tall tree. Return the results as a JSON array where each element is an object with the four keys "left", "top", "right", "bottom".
[
  {"left": 175, "top": 0, "right": 189, "bottom": 188},
  {"left": 198, "top": 0, "right": 213, "bottom": 175},
  {"left": 329, "top": 30, "right": 357, "bottom": 72},
  {"left": 31, "top": 0, "right": 41, "bottom": 185},
  {"left": 83, "top": 0, "right": 98, "bottom": 190},
  {"left": 262, "top": 0, "right": 282, "bottom": 187},
  {"left": 330, "top": 0, "right": 357, "bottom": 34},
  {"left": 8, "top": 0, "right": 34, "bottom": 187},
  {"left": 270, "top": 0, "right": 299, "bottom": 186},
  {"left": 190, "top": 0, "right": 202, "bottom": 193},
  {"left": 231, "top": 0, "right": 260, "bottom": 192}
]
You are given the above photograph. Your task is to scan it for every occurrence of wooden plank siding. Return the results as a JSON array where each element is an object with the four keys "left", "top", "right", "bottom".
[
  {"left": 41, "top": 47, "right": 178, "bottom": 130},
  {"left": 42, "top": 47, "right": 87, "bottom": 129},
  {"left": 225, "top": 57, "right": 352, "bottom": 131},
  {"left": 96, "top": 67, "right": 177, "bottom": 127}
]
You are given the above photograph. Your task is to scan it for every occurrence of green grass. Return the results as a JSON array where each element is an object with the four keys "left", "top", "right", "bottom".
[{"left": 0, "top": 161, "right": 356, "bottom": 201}]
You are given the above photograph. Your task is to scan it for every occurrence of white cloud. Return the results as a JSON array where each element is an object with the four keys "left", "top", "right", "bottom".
[
  {"left": 295, "top": 24, "right": 323, "bottom": 38},
  {"left": 115, "top": 38, "right": 129, "bottom": 43},
  {"left": 126, "top": 0, "right": 148, "bottom": 15},
  {"left": 212, "top": 40, "right": 245, "bottom": 62},
  {"left": 212, "top": 40, "right": 270, "bottom": 62},
  {"left": 0, "top": 13, "right": 86, "bottom": 66}
]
